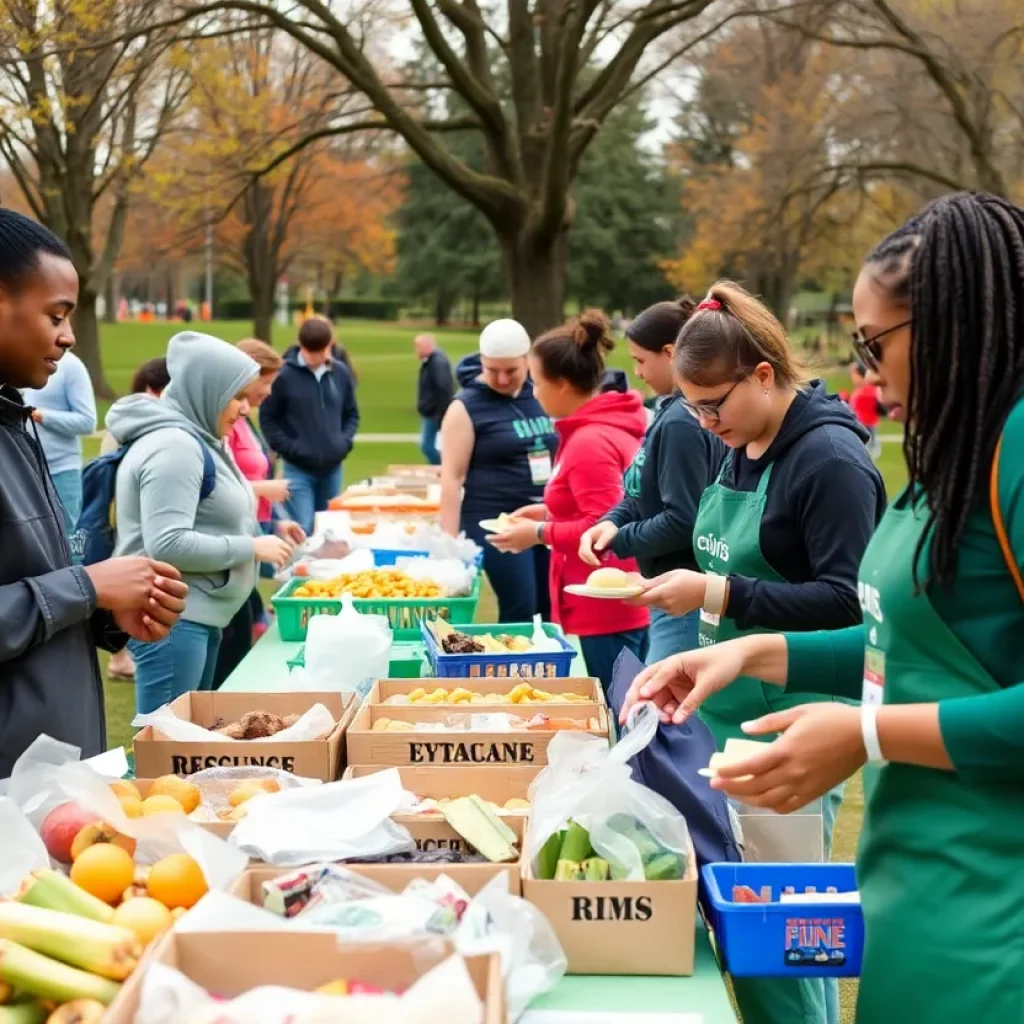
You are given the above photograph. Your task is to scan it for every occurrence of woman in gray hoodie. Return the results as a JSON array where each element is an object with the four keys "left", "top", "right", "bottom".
[{"left": 107, "top": 332, "right": 294, "bottom": 713}]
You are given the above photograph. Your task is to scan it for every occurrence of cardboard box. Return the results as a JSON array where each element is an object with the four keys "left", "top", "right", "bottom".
[
  {"left": 345, "top": 703, "right": 609, "bottom": 768},
  {"left": 368, "top": 676, "right": 606, "bottom": 708},
  {"left": 105, "top": 930, "right": 504, "bottom": 1024},
  {"left": 344, "top": 764, "right": 541, "bottom": 806},
  {"left": 521, "top": 826, "right": 698, "bottom": 976},
  {"left": 133, "top": 692, "right": 356, "bottom": 783}
]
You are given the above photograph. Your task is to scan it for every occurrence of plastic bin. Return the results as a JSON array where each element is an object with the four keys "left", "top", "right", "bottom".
[
  {"left": 369, "top": 548, "right": 429, "bottom": 565},
  {"left": 421, "top": 621, "right": 576, "bottom": 678},
  {"left": 272, "top": 575, "right": 481, "bottom": 640},
  {"left": 702, "top": 863, "right": 863, "bottom": 978}
]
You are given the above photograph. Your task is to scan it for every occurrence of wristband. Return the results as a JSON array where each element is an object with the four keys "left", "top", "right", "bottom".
[
  {"left": 536, "top": 522, "right": 546, "bottom": 543},
  {"left": 703, "top": 573, "right": 728, "bottom": 616},
  {"left": 860, "top": 703, "right": 887, "bottom": 765}
]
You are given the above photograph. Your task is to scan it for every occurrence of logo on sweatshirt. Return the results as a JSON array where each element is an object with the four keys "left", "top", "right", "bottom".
[
  {"left": 696, "top": 532, "right": 730, "bottom": 562},
  {"left": 858, "top": 582, "right": 883, "bottom": 624},
  {"left": 623, "top": 447, "right": 645, "bottom": 498}
]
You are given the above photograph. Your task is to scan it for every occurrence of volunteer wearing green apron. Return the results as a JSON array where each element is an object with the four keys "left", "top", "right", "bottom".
[
  {"left": 624, "top": 192, "right": 1024, "bottom": 1023},
  {"left": 634, "top": 282, "right": 885, "bottom": 1024}
]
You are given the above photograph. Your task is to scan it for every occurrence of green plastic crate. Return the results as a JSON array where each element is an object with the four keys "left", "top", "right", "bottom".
[
  {"left": 272, "top": 575, "right": 481, "bottom": 641},
  {"left": 287, "top": 638, "right": 427, "bottom": 678}
]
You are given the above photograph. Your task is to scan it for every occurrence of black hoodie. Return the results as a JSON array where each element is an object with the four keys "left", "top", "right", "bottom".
[{"left": 719, "top": 381, "right": 887, "bottom": 632}]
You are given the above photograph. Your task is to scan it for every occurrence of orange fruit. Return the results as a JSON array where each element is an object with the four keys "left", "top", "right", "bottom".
[
  {"left": 141, "top": 795, "right": 185, "bottom": 817},
  {"left": 118, "top": 796, "right": 143, "bottom": 819},
  {"left": 112, "top": 896, "right": 173, "bottom": 945},
  {"left": 147, "top": 854, "right": 208, "bottom": 910},
  {"left": 109, "top": 780, "right": 141, "bottom": 802},
  {"left": 69, "top": 844, "right": 135, "bottom": 905},
  {"left": 148, "top": 776, "right": 201, "bottom": 814}
]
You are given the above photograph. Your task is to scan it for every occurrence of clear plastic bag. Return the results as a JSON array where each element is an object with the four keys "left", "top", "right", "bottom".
[
  {"left": 526, "top": 702, "right": 694, "bottom": 882},
  {"left": 273, "top": 528, "right": 354, "bottom": 582},
  {"left": 180, "top": 766, "right": 322, "bottom": 822},
  {"left": 0, "top": 797, "right": 50, "bottom": 896},
  {"left": 227, "top": 769, "right": 415, "bottom": 866},
  {"left": 131, "top": 703, "right": 336, "bottom": 743}
]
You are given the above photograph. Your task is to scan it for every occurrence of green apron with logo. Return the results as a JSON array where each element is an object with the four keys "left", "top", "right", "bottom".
[
  {"left": 855, "top": 495, "right": 1024, "bottom": 1023},
  {"left": 693, "top": 456, "right": 841, "bottom": 1024}
]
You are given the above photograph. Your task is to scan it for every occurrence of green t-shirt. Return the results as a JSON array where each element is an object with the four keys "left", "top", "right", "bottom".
[{"left": 786, "top": 399, "right": 1024, "bottom": 782}]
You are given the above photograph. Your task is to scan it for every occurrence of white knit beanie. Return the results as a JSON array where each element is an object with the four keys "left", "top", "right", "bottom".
[{"left": 479, "top": 318, "right": 531, "bottom": 358}]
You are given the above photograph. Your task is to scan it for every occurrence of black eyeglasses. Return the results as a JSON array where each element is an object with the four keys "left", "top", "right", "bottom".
[
  {"left": 851, "top": 319, "right": 911, "bottom": 372},
  {"left": 681, "top": 379, "right": 744, "bottom": 423}
]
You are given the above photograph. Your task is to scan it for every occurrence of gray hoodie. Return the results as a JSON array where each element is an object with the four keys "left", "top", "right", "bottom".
[{"left": 107, "top": 332, "right": 261, "bottom": 628}]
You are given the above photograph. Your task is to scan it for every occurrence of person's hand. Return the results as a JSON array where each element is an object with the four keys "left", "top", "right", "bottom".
[
  {"left": 619, "top": 640, "right": 751, "bottom": 725},
  {"left": 85, "top": 558, "right": 184, "bottom": 612},
  {"left": 275, "top": 520, "right": 306, "bottom": 545},
  {"left": 30, "top": 409, "right": 43, "bottom": 424},
  {"left": 262, "top": 478, "right": 291, "bottom": 504},
  {"left": 112, "top": 573, "right": 188, "bottom": 643},
  {"left": 253, "top": 535, "right": 295, "bottom": 568},
  {"left": 579, "top": 521, "right": 618, "bottom": 566},
  {"left": 710, "top": 704, "right": 866, "bottom": 813},
  {"left": 630, "top": 569, "right": 707, "bottom": 615},
  {"left": 510, "top": 503, "right": 547, "bottom": 522},
  {"left": 489, "top": 518, "right": 541, "bottom": 554}
]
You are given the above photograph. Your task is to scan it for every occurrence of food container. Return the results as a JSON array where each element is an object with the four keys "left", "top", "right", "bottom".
[{"left": 422, "top": 621, "right": 576, "bottom": 678}]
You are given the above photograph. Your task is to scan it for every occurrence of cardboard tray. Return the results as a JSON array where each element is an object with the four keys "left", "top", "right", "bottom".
[
  {"left": 345, "top": 703, "right": 609, "bottom": 768},
  {"left": 133, "top": 691, "right": 356, "bottom": 783},
  {"left": 520, "top": 823, "right": 698, "bottom": 976},
  {"left": 368, "top": 675, "right": 605, "bottom": 708},
  {"left": 105, "top": 930, "right": 504, "bottom": 1023}
]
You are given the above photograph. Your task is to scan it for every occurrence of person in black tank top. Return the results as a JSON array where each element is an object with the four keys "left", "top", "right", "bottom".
[{"left": 439, "top": 320, "right": 558, "bottom": 622}]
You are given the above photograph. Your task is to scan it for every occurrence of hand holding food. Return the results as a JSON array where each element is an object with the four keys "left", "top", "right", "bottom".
[
  {"left": 488, "top": 516, "right": 542, "bottom": 553},
  {"left": 579, "top": 521, "right": 620, "bottom": 565},
  {"left": 629, "top": 568, "right": 707, "bottom": 613}
]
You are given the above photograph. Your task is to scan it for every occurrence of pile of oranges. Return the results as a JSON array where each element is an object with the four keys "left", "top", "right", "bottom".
[{"left": 292, "top": 569, "right": 442, "bottom": 600}]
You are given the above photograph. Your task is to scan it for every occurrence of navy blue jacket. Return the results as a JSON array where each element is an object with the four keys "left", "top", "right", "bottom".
[
  {"left": 259, "top": 346, "right": 359, "bottom": 475},
  {"left": 417, "top": 349, "right": 454, "bottom": 420},
  {"left": 454, "top": 354, "right": 558, "bottom": 521},
  {"left": 719, "top": 381, "right": 887, "bottom": 631},
  {"left": 607, "top": 395, "right": 727, "bottom": 577}
]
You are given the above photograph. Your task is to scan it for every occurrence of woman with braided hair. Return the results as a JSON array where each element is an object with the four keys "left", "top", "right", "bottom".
[{"left": 623, "top": 191, "right": 1024, "bottom": 1022}]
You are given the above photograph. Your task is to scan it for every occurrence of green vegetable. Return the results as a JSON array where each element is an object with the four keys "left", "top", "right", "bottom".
[
  {"left": 554, "top": 821, "right": 593, "bottom": 880},
  {"left": 536, "top": 830, "right": 564, "bottom": 881},
  {"left": 643, "top": 852, "right": 685, "bottom": 881},
  {"left": 581, "top": 857, "right": 610, "bottom": 881},
  {"left": 440, "top": 796, "right": 518, "bottom": 862},
  {"left": 0, "top": 1003, "right": 48, "bottom": 1024},
  {"left": 554, "top": 861, "right": 585, "bottom": 881}
]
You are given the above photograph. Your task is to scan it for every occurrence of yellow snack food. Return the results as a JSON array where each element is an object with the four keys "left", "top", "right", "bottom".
[{"left": 292, "top": 569, "right": 443, "bottom": 601}]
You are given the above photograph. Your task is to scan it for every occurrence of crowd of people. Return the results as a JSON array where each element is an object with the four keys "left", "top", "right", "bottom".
[{"left": 1, "top": 188, "right": 1023, "bottom": 1024}]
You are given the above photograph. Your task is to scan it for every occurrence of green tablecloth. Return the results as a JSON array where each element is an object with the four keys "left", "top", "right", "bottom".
[{"left": 221, "top": 623, "right": 737, "bottom": 1022}]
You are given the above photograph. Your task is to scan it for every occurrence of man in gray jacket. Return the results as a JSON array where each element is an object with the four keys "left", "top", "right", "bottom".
[{"left": 0, "top": 210, "right": 188, "bottom": 777}]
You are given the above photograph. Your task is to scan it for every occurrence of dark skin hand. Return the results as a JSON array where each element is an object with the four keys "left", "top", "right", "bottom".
[{"left": 84, "top": 558, "right": 189, "bottom": 643}]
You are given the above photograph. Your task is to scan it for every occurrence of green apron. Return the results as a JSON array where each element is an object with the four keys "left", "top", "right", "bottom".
[
  {"left": 693, "top": 456, "right": 840, "bottom": 1024},
  {"left": 855, "top": 496, "right": 1024, "bottom": 1023}
]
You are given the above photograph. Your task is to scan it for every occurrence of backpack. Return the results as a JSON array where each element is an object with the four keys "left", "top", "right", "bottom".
[{"left": 70, "top": 435, "right": 217, "bottom": 566}]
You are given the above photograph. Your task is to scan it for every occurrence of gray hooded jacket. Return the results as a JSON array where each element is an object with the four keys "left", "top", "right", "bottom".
[
  {"left": 107, "top": 333, "right": 261, "bottom": 629},
  {"left": 0, "top": 384, "right": 119, "bottom": 777}
]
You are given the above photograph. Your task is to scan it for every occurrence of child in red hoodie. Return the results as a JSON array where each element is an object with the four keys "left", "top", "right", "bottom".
[{"left": 489, "top": 310, "right": 649, "bottom": 692}]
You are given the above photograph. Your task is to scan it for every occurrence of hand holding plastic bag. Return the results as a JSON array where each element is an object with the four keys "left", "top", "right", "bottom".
[{"left": 526, "top": 702, "right": 693, "bottom": 882}]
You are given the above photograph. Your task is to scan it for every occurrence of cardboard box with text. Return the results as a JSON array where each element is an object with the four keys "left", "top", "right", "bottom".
[{"left": 368, "top": 675, "right": 606, "bottom": 708}]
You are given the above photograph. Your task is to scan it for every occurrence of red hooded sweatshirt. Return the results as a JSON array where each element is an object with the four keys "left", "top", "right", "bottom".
[{"left": 540, "top": 390, "right": 650, "bottom": 637}]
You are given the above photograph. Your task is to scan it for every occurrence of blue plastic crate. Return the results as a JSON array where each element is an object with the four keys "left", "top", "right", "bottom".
[
  {"left": 370, "top": 548, "right": 430, "bottom": 565},
  {"left": 702, "top": 863, "right": 863, "bottom": 978},
  {"left": 421, "top": 620, "right": 576, "bottom": 678}
]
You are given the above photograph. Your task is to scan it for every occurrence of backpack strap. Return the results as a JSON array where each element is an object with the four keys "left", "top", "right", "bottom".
[
  {"left": 197, "top": 440, "right": 217, "bottom": 502},
  {"left": 989, "top": 436, "right": 1024, "bottom": 604}
]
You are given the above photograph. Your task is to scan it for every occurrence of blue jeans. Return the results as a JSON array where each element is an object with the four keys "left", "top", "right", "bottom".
[
  {"left": 283, "top": 463, "right": 342, "bottom": 536},
  {"left": 580, "top": 628, "right": 649, "bottom": 697},
  {"left": 50, "top": 469, "right": 82, "bottom": 536},
  {"left": 646, "top": 608, "right": 700, "bottom": 664},
  {"left": 421, "top": 417, "right": 441, "bottom": 466},
  {"left": 463, "top": 519, "right": 550, "bottom": 623},
  {"left": 130, "top": 620, "right": 222, "bottom": 715}
]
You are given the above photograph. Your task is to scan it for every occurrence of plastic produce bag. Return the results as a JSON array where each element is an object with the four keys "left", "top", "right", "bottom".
[
  {"left": 0, "top": 797, "right": 50, "bottom": 896},
  {"left": 398, "top": 556, "right": 475, "bottom": 597},
  {"left": 5, "top": 735, "right": 247, "bottom": 884},
  {"left": 529, "top": 614, "right": 563, "bottom": 654},
  {"left": 274, "top": 527, "right": 354, "bottom": 582},
  {"left": 526, "top": 702, "right": 694, "bottom": 882},
  {"left": 131, "top": 703, "right": 336, "bottom": 743},
  {"left": 227, "top": 768, "right": 414, "bottom": 866},
  {"left": 179, "top": 767, "right": 322, "bottom": 822}
]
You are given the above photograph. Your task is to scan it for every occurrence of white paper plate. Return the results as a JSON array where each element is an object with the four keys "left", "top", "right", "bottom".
[
  {"left": 479, "top": 517, "right": 514, "bottom": 533},
  {"left": 564, "top": 583, "right": 645, "bottom": 599}
]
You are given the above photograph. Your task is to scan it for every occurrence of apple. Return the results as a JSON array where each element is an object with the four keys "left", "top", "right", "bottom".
[
  {"left": 40, "top": 802, "right": 100, "bottom": 864},
  {"left": 70, "top": 821, "right": 137, "bottom": 861}
]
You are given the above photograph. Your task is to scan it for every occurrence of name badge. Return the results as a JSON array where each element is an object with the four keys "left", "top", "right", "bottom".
[
  {"left": 862, "top": 646, "right": 885, "bottom": 706},
  {"left": 528, "top": 449, "right": 552, "bottom": 485}
]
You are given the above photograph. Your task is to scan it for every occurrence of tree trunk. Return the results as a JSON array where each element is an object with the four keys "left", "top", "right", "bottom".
[
  {"left": 73, "top": 291, "right": 115, "bottom": 400},
  {"left": 252, "top": 286, "right": 275, "bottom": 342},
  {"left": 472, "top": 287, "right": 481, "bottom": 327},
  {"left": 501, "top": 228, "right": 568, "bottom": 337},
  {"left": 104, "top": 274, "right": 117, "bottom": 325},
  {"left": 434, "top": 289, "right": 453, "bottom": 326}
]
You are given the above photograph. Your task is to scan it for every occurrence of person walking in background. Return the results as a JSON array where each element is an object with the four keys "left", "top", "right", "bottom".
[
  {"left": 491, "top": 311, "right": 650, "bottom": 691},
  {"left": 849, "top": 360, "right": 884, "bottom": 458},
  {"left": 440, "top": 319, "right": 558, "bottom": 622},
  {"left": 99, "top": 357, "right": 170, "bottom": 457},
  {"left": 260, "top": 316, "right": 360, "bottom": 535},
  {"left": 21, "top": 348, "right": 96, "bottom": 535},
  {"left": 213, "top": 339, "right": 305, "bottom": 689},
  {"left": 107, "top": 332, "right": 294, "bottom": 714},
  {"left": 580, "top": 298, "right": 727, "bottom": 662},
  {"left": 414, "top": 332, "right": 453, "bottom": 465}
]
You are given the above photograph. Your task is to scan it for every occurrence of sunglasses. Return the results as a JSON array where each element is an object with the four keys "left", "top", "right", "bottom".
[
  {"left": 851, "top": 319, "right": 911, "bottom": 372},
  {"left": 681, "top": 378, "right": 744, "bottom": 424}
]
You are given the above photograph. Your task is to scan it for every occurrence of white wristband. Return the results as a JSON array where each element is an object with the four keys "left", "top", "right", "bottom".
[
  {"left": 703, "top": 573, "right": 728, "bottom": 616},
  {"left": 860, "top": 703, "right": 887, "bottom": 765}
]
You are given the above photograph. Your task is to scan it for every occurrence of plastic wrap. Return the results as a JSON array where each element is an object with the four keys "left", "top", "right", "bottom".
[
  {"left": 131, "top": 703, "right": 336, "bottom": 744},
  {"left": 176, "top": 766, "right": 321, "bottom": 822}
]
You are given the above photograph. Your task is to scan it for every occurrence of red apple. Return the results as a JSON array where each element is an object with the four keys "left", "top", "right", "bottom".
[{"left": 40, "top": 802, "right": 100, "bottom": 864}]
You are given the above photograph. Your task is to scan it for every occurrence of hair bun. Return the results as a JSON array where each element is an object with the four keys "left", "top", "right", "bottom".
[
  {"left": 573, "top": 309, "right": 611, "bottom": 351},
  {"left": 676, "top": 295, "right": 697, "bottom": 317}
]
